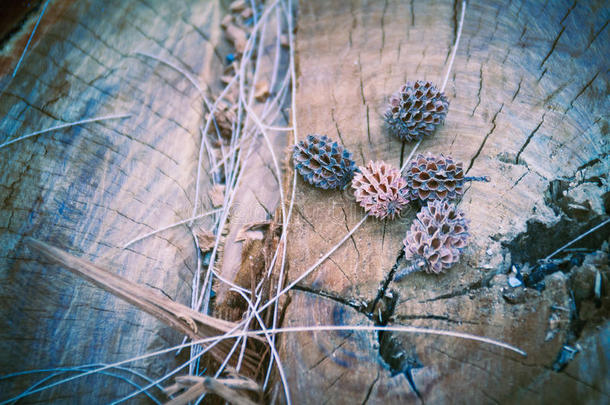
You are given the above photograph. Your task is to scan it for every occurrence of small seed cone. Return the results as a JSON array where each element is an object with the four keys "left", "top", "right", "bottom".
[
  {"left": 404, "top": 153, "right": 465, "bottom": 202},
  {"left": 385, "top": 80, "right": 449, "bottom": 141},
  {"left": 403, "top": 200, "right": 469, "bottom": 274},
  {"left": 293, "top": 134, "right": 357, "bottom": 190},
  {"left": 352, "top": 160, "right": 409, "bottom": 220}
]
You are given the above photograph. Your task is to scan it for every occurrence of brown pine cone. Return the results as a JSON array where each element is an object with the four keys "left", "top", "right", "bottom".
[
  {"left": 385, "top": 80, "right": 449, "bottom": 141},
  {"left": 404, "top": 153, "right": 464, "bottom": 202},
  {"left": 403, "top": 200, "right": 469, "bottom": 274},
  {"left": 352, "top": 160, "right": 409, "bottom": 219}
]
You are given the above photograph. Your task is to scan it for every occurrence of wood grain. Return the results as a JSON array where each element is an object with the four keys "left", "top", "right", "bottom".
[
  {"left": 279, "top": 0, "right": 609, "bottom": 403},
  {"left": 0, "top": 0, "right": 229, "bottom": 402}
]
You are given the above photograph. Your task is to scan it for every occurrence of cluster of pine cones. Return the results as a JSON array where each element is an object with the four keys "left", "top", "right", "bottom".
[{"left": 292, "top": 80, "right": 477, "bottom": 276}]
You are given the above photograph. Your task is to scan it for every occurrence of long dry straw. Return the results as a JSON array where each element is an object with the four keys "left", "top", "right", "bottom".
[
  {"left": 0, "top": 114, "right": 131, "bottom": 150},
  {"left": 400, "top": 0, "right": 466, "bottom": 173},
  {"left": 0, "top": 321, "right": 525, "bottom": 404},
  {"left": 12, "top": 0, "right": 51, "bottom": 78}
]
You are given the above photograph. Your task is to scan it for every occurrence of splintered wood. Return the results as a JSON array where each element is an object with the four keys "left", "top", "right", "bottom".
[{"left": 215, "top": 209, "right": 284, "bottom": 324}]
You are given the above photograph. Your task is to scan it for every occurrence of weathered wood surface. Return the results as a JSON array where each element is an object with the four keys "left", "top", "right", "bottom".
[
  {"left": 0, "top": 0, "right": 233, "bottom": 402},
  {"left": 280, "top": 0, "right": 608, "bottom": 404}
]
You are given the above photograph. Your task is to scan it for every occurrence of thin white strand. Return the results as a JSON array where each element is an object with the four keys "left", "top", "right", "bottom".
[
  {"left": 545, "top": 218, "right": 610, "bottom": 261},
  {"left": 441, "top": 0, "right": 467, "bottom": 93},
  {"left": 135, "top": 51, "right": 213, "bottom": 109},
  {"left": 400, "top": 139, "right": 423, "bottom": 172},
  {"left": 11, "top": 0, "right": 51, "bottom": 78},
  {"left": 123, "top": 208, "right": 222, "bottom": 249},
  {"left": 191, "top": 75, "right": 239, "bottom": 224},
  {"left": 0, "top": 114, "right": 131, "bottom": 150},
  {"left": 234, "top": 289, "right": 292, "bottom": 405},
  {"left": 2, "top": 320, "right": 526, "bottom": 404},
  {"left": 263, "top": 1, "right": 299, "bottom": 388}
]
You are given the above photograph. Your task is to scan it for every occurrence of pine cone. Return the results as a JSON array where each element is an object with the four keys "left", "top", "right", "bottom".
[
  {"left": 352, "top": 160, "right": 409, "bottom": 219},
  {"left": 293, "top": 134, "right": 357, "bottom": 190},
  {"left": 403, "top": 200, "right": 469, "bottom": 274},
  {"left": 404, "top": 153, "right": 464, "bottom": 202},
  {"left": 385, "top": 80, "right": 449, "bottom": 141}
]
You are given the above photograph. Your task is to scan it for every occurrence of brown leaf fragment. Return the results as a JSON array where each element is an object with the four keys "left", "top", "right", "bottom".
[
  {"left": 208, "top": 108, "right": 234, "bottom": 139},
  {"left": 225, "top": 23, "right": 248, "bottom": 54},
  {"left": 235, "top": 220, "right": 272, "bottom": 242},
  {"left": 254, "top": 81, "right": 270, "bottom": 102},
  {"left": 210, "top": 184, "right": 225, "bottom": 207},
  {"left": 165, "top": 376, "right": 258, "bottom": 405},
  {"left": 220, "top": 74, "right": 234, "bottom": 84},
  {"left": 196, "top": 230, "right": 217, "bottom": 253},
  {"left": 280, "top": 34, "right": 289, "bottom": 47},
  {"left": 221, "top": 14, "right": 233, "bottom": 29},
  {"left": 229, "top": 0, "right": 247, "bottom": 12},
  {"left": 240, "top": 7, "right": 253, "bottom": 20}
]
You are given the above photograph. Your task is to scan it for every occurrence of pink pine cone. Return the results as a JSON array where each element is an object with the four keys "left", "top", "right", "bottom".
[
  {"left": 403, "top": 200, "right": 469, "bottom": 273},
  {"left": 352, "top": 160, "right": 410, "bottom": 220}
]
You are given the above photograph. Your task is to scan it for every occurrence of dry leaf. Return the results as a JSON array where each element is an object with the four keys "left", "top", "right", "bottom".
[
  {"left": 280, "top": 34, "right": 289, "bottom": 47},
  {"left": 221, "top": 14, "right": 233, "bottom": 29},
  {"left": 240, "top": 7, "right": 253, "bottom": 20},
  {"left": 225, "top": 23, "right": 248, "bottom": 53},
  {"left": 210, "top": 184, "right": 225, "bottom": 207},
  {"left": 234, "top": 220, "right": 272, "bottom": 242},
  {"left": 229, "top": 0, "right": 247, "bottom": 12},
  {"left": 196, "top": 230, "right": 216, "bottom": 252},
  {"left": 254, "top": 81, "right": 270, "bottom": 102},
  {"left": 220, "top": 74, "right": 234, "bottom": 84}
]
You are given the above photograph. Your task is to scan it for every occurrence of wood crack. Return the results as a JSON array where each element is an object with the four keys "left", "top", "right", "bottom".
[
  {"left": 361, "top": 371, "right": 380, "bottom": 405},
  {"left": 466, "top": 103, "right": 504, "bottom": 174},
  {"left": 380, "top": 0, "right": 388, "bottom": 57},
  {"left": 515, "top": 112, "right": 546, "bottom": 164},
  {"left": 511, "top": 77, "right": 523, "bottom": 102},
  {"left": 585, "top": 20, "right": 608, "bottom": 51},
  {"left": 565, "top": 70, "right": 600, "bottom": 113},
  {"left": 539, "top": 25, "right": 566, "bottom": 69},
  {"left": 471, "top": 65, "right": 483, "bottom": 116}
]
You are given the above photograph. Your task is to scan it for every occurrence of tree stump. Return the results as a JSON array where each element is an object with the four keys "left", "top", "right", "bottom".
[
  {"left": 0, "top": 1, "right": 231, "bottom": 402},
  {"left": 0, "top": 0, "right": 608, "bottom": 403},
  {"left": 279, "top": 0, "right": 608, "bottom": 403}
]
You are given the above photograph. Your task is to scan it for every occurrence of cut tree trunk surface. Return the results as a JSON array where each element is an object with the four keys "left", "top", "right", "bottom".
[
  {"left": 0, "top": 0, "right": 231, "bottom": 402},
  {"left": 280, "top": 0, "right": 608, "bottom": 404},
  {"left": 0, "top": 0, "right": 608, "bottom": 404}
]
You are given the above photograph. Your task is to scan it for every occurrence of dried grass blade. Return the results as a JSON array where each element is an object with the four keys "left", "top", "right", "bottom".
[
  {"left": 164, "top": 377, "right": 258, "bottom": 405},
  {"left": 25, "top": 239, "right": 264, "bottom": 363}
]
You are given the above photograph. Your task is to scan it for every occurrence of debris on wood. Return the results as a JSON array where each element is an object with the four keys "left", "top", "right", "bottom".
[
  {"left": 210, "top": 184, "right": 226, "bottom": 207},
  {"left": 280, "top": 34, "right": 289, "bottom": 47},
  {"left": 254, "top": 80, "right": 270, "bottom": 102},
  {"left": 26, "top": 238, "right": 263, "bottom": 375},
  {"left": 164, "top": 376, "right": 261, "bottom": 405},
  {"left": 235, "top": 220, "right": 273, "bottom": 242},
  {"left": 215, "top": 209, "right": 283, "bottom": 323},
  {"left": 508, "top": 264, "right": 524, "bottom": 288},
  {"left": 220, "top": 74, "right": 234, "bottom": 84},
  {"left": 196, "top": 230, "right": 217, "bottom": 253},
  {"left": 224, "top": 23, "right": 248, "bottom": 54},
  {"left": 229, "top": 0, "right": 247, "bottom": 13},
  {"left": 208, "top": 101, "right": 237, "bottom": 139},
  {"left": 221, "top": 14, "right": 233, "bottom": 29},
  {"left": 241, "top": 7, "right": 253, "bottom": 20}
]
